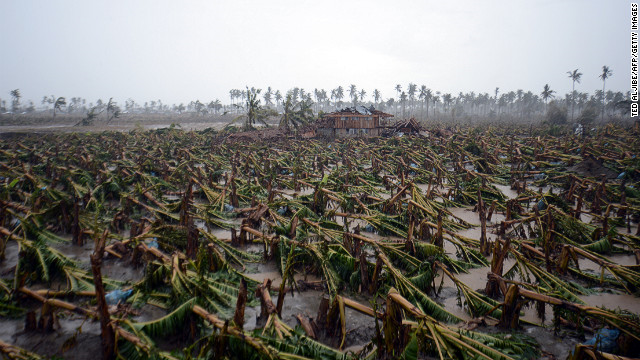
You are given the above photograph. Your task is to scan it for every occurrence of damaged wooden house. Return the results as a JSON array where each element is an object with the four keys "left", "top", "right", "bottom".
[{"left": 316, "top": 105, "right": 393, "bottom": 137}]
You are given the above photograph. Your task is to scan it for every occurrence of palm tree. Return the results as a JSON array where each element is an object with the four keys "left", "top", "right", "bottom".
[
  {"left": 394, "top": 84, "right": 402, "bottom": 116},
  {"left": 599, "top": 66, "right": 612, "bottom": 120},
  {"left": 9, "top": 89, "right": 21, "bottom": 113},
  {"left": 395, "top": 84, "right": 402, "bottom": 98},
  {"left": 263, "top": 87, "right": 274, "bottom": 109},
  {"left": 274, "top": 90, "right": 283, "bottom": 112},
  {"left": 400, "top": 91, "right": 408, "bottom": 118},
  {"left": 335, "top": 86, "right": 344, "bottom": 108},
  {"left": 567, "top": 69, "right": 582, "bottom": 121},
  {"left": 424, "top": 88, "right": 433, "bottom": 119},
  {"left": 541, "top": 84, "right": 555, "bottom": 112},
  {"left": 319, "top": 89, "right": 328, "bottom": 112},
  {"left": 373, "top": 89, "right": 381, "bottom": 108},
  {"left": 348, "top": 84, "right": 357, "bottom": 106},
  {"left": 433, "top": 93, "right": 441, "bottom": 117},
  {"left": 407, "top": 83, "right": 417, "bottom": 116},
  {"left": 358, "top": 89, "right": 367, "bottom": 103},
  {"left": 442, "top": 93, "right": 453, "bottom": 112},
  {"left": 279, "top": 93, "right": 314, "bottom": 133},
  {"left": 244, "top": 87, "right": 262, "bottom": 129},
  {"left": 419, "top": 85, "right": 428, "bottom": 118},
  {"left": 53, "top": 97, "right": 66, "bottom": 121},
  {"left": 106, "top": 98, "right": 121, "bottom": 123}
]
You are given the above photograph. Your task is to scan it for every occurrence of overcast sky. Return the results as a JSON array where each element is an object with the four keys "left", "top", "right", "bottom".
[{"left": 0, "top": 0, "right": 631, "bottom": 106}]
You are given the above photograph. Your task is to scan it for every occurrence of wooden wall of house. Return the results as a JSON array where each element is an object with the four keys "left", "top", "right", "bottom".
[
  {"left": 334, "top": 128, "right": 380, "bottom": 137},
  {"left": 328, "top": 115, "right": 380, "bottom": 129}
]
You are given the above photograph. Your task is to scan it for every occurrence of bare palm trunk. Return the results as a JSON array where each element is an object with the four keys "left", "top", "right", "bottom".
[
  {"left": 601, "top": 80, "right": 606, "bottom": 121},
  {"left": 571, "top": 82, "right": 576, "bottom": 121}
]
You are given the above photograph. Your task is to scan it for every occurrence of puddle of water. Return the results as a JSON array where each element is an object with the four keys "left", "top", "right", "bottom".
[
  {"left": 493, "top": 183, "right": 518, "bottom": 200},
  {"left": 448, "top": 207, "right": 480, "bottom": 226},
  {"left": 101, "top": 258, "right": 144, "bottom": 283},
  {"left": 580, "top": 292, "right": 640, "bottom": 314},
  {"left": 0, "top": 240, "right": 19, "bottom": 274},
  {"left": 1, "top": 316, "right": 102, "bottom": 360},
  {"left": 579, "top": 254, "right": 637, "bottom": 272},
  {"left": 50, "top": 238, "right": 94, "bottom": 263},
  {"left": 280, "top": 188, "right": 314, "bottom": 197}
]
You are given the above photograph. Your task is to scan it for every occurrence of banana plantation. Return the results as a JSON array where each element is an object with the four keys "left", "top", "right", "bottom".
[{"left": 1, "top": 123, "right": 640, "bottom": 360}]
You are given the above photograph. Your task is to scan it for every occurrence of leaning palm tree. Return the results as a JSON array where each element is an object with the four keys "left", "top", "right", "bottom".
[
  {"left": 567, "top": 69, "right": 582, "bottom": 121},
  {"left": 106, "top": 98, "right": 121, "bottom": 123},
  {"left": 599, "top": 65, "right": 612, "bottom": 120},
  {"left": 279, "top": 93, "right": 314, "bottom": 133},
  {"left": 53, "top": 97, "right": 66, "bottom": 121},
  {"left": 541, "top": 84, "right": 555, "bottom": 112}
]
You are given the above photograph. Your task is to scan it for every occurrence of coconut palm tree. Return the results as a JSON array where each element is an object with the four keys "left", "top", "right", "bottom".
[
  {"left": 53, "top": 97, "right": 66, "bottom": 121},
  {"left": 418, "top": 85, "right": 428, "bottom": 118},
  {"left": 373, "top": 89, "right": 381, "bottom": 108},
  {"left": 599, "top": 66, "right": 612, "bottom": 120},
  {"left": 348, "top": 84, "right": 358, "bottom": 106},
  {"left": 442, "top": 93, "right": 453, "bottom": 112},
  {"left": 541, "top": 84, "right": 555, "bottom": 112},
  {"left": 424, "top": 88, "right": 433, "bottom": 119},
  {"left": 319, "top": 89, "right": 328, "bottom": 112},
  {"left": 407, "top": 83, "right": 417, "bottom": 116},
  {"left": 394, "top": 84, "right": 402, "bottom": 116},
  {"left": 106, "top": 98, "right": 121, "bottom": 123},
  {"left": 567, "top": 69, "right": 582, "bottom": 121},
  {"left": 9, "top": 89, "right": 21, "bottom": 113},
  {"left": 274, "top": 90, "right": 283, "bottom": 112},
  {"left": 263, "top": 87, "right": 274, "bottom": 109},
  {"left": 244, "top": 87, "right": 262, "bottom": 129},
  {"left": 358, "top": 89, "right": 367, "bottom": 103},
  {"left": 335, "top": 86, "right": 344, "bottom": 108},
  {"left": 279, "top": 93, "right": 314, "bottom": 133}
]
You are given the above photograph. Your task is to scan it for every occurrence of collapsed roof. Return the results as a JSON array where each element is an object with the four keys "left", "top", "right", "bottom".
[{"left": 327, "top": 105, "right": 393, "bottom": 117}]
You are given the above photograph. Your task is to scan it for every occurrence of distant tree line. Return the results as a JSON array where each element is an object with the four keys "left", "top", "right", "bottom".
[{"left": 0, "top": 65, "right": 632, "bottom": 125}]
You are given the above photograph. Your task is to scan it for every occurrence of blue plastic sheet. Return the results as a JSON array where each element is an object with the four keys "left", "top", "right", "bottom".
[
  {"left": 105, "top": 289, "right": 133, "bottom": 305},
  {"left": 583, "top": 328, "right": 619, "bottom": 353}
]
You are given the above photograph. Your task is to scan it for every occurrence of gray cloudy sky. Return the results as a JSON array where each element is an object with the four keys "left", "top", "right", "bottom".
[{"left": 0, "top": 0, "right": 631, "bottom": 106}]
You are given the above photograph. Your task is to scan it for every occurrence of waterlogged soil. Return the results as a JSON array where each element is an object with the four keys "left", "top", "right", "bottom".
[
  {"left": 0, "top": 316, "right": 102, "bottom": 360},
  {"left": 2, "top": 157, "right": 639, "bottom": 359}
]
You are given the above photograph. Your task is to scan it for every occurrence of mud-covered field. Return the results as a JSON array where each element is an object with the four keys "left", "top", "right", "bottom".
[{"left": 1, "top": 123, "right": 640, "bottom": 360}]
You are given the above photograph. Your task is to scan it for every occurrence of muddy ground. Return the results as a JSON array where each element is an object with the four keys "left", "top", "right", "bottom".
[{"left": 1, "top": 124, "right": 639, "bottom": 360}]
